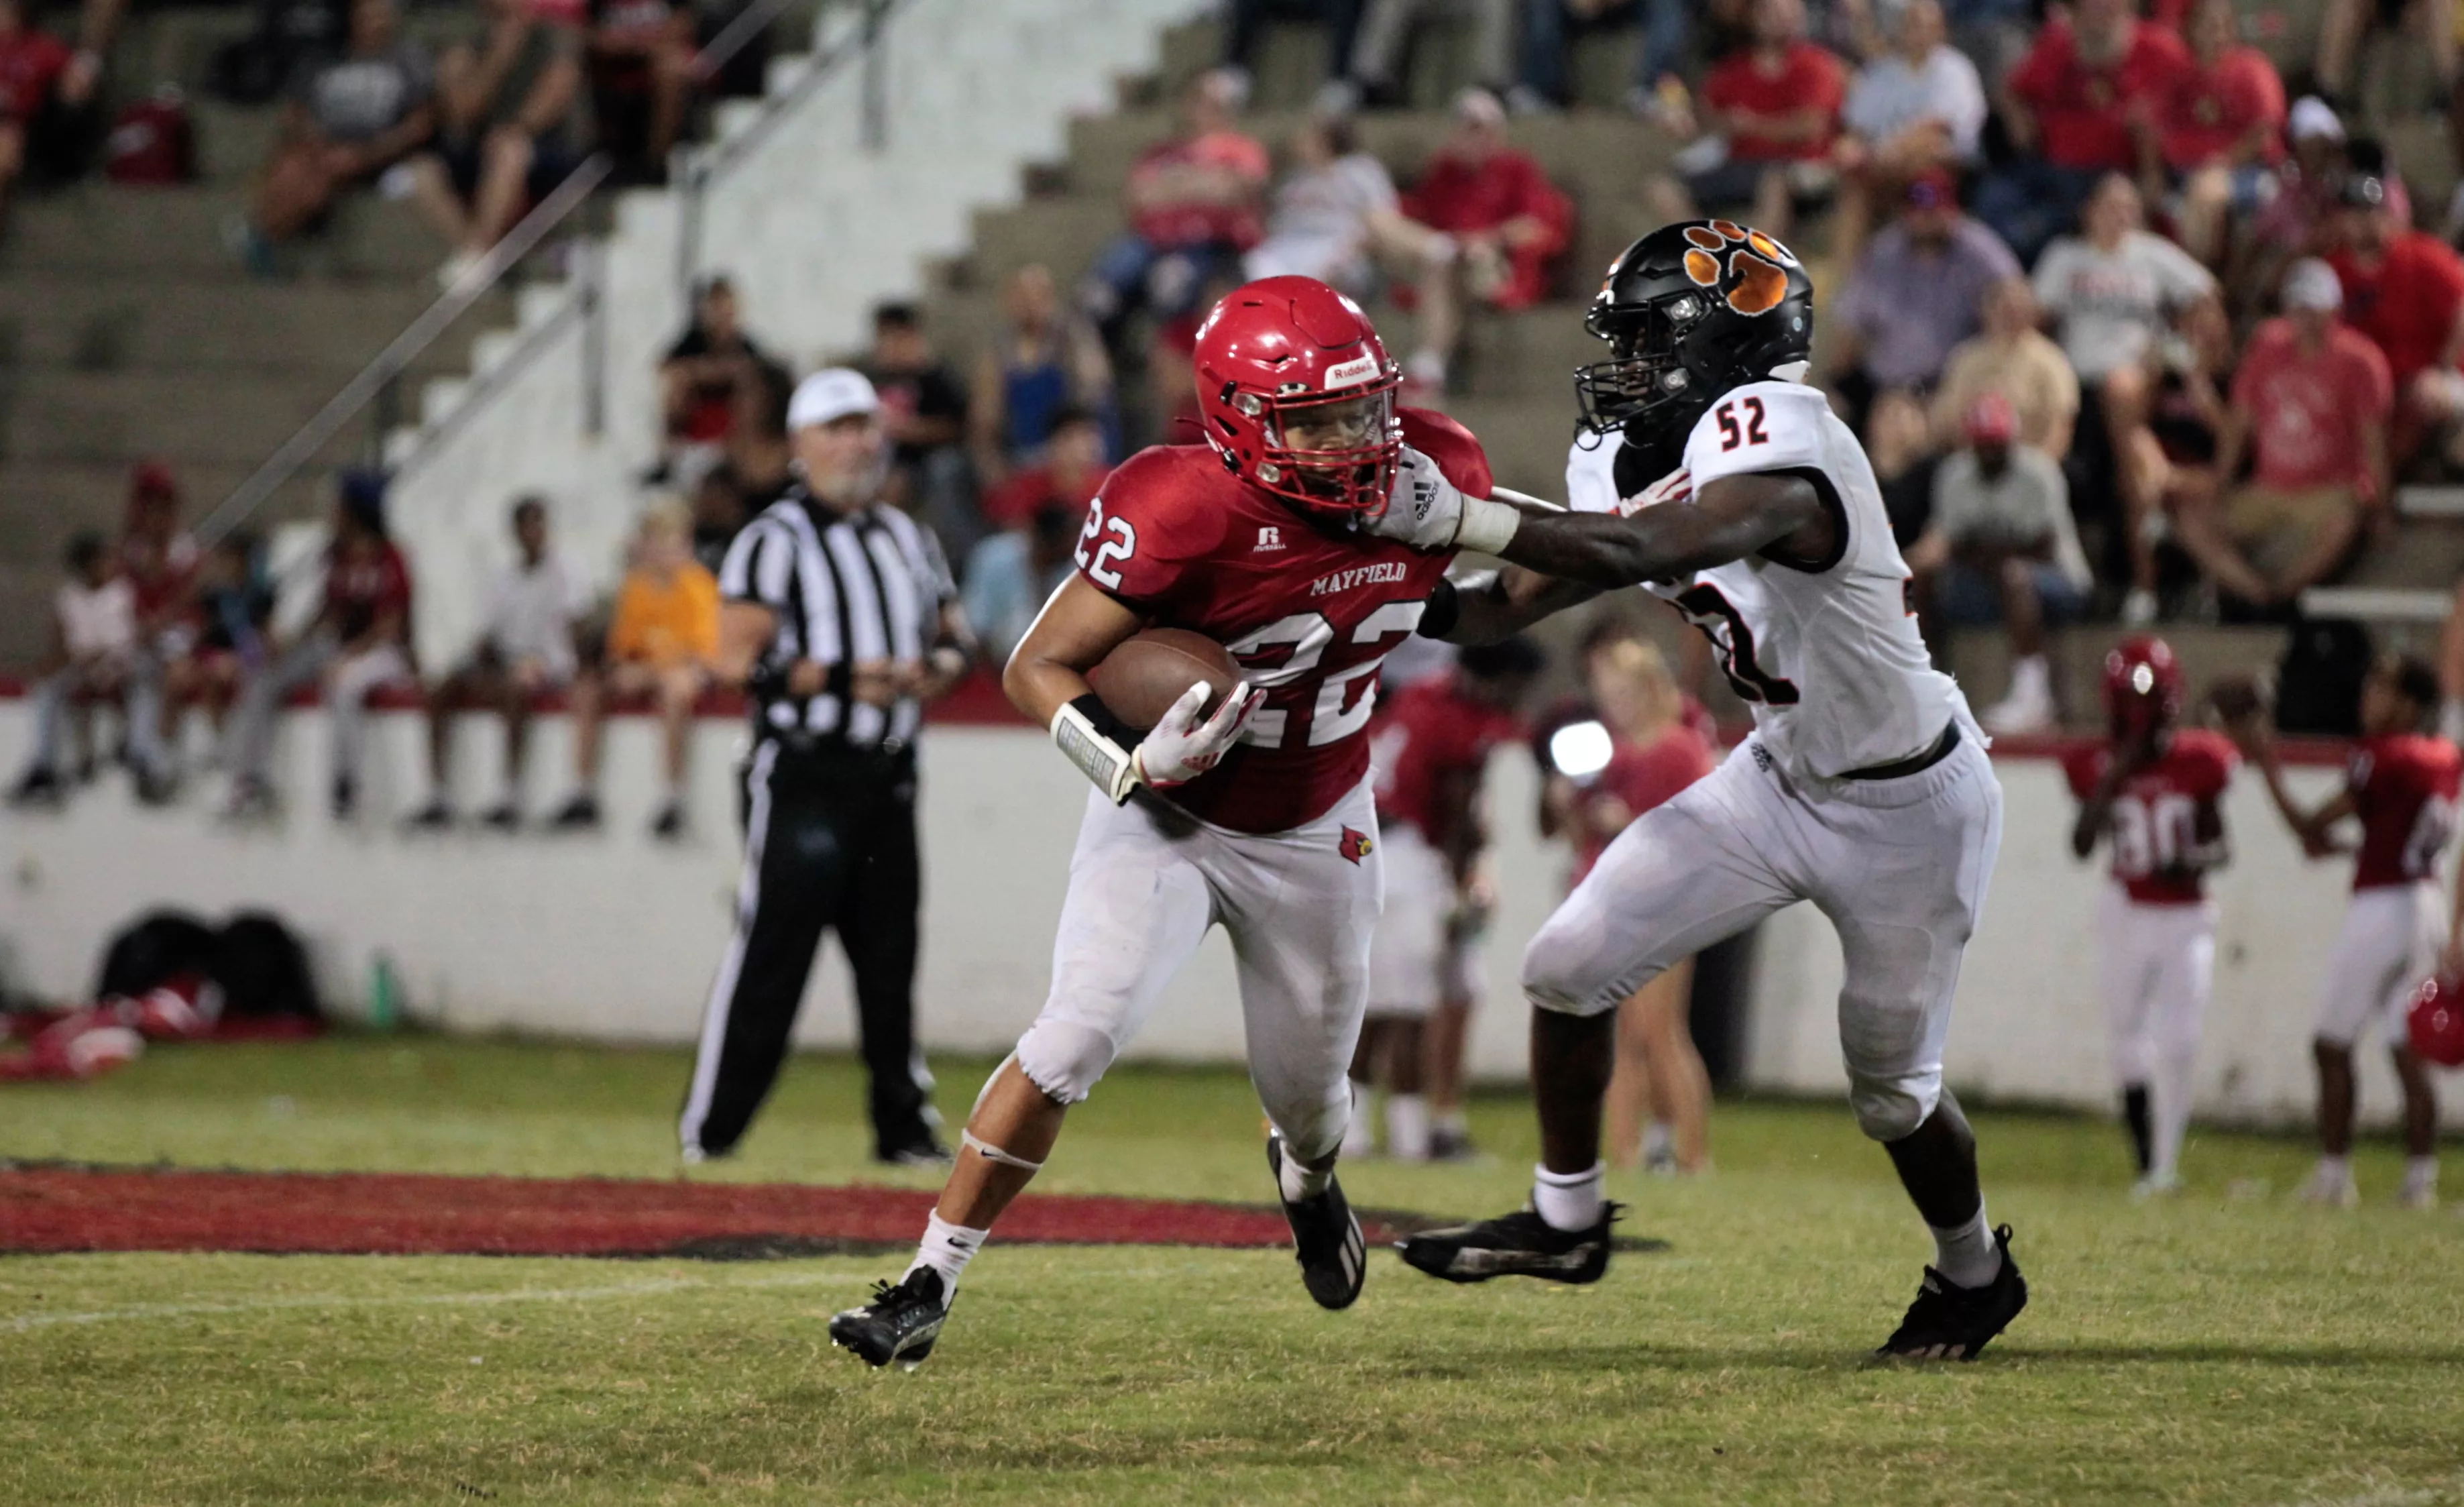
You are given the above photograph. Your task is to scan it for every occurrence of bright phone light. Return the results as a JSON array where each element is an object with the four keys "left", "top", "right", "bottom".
[{"left": 1549, "top": 720, "right": 1613, "bottom": 779}]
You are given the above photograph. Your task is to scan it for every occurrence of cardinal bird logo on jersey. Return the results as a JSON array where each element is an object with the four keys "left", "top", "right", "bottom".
[{"left": 1338, "top": 826, "right": 1375, "bottom": 864}]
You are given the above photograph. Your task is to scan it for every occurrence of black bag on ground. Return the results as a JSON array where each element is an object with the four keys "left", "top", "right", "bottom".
[
  {"left": 95, "top": 911, "right": 221, "bottom": 999},
  {"left": 211, "top": 913, "right": 324, "bottom": 1020},
  {"left": 2276, "top": 617, "right": 2373, "bottom": 736}
]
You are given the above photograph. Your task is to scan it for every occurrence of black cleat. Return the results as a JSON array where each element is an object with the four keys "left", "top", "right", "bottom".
[
  {"left": 1397, "top": 1203, "right": 1620, "bottom": 1285},
  {"left": 1268, "top": 1133, "right": 1365, "bottom": 1310},
  {"left": 1426, "top": 1125, "right": 1483, "bottom": 1163},
  {"left": 549, "top": 793, "right": 602, "bottom": 830},
  {"left": 1877, "top": 1225, "right": 2027, "bottom": 1361},
  {"left": 404, "top": 799, "right": 453, "bottom": 831},
  {"left": 830, "top": 1267, "right": 951, "bottom": 1370}
]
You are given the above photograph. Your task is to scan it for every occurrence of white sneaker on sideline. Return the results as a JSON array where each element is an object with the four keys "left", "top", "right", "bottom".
[{"left": 2298, "top": 1162, "right": 2359, "bottom": 1208}]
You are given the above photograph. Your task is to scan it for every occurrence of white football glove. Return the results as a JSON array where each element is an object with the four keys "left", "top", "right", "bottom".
[
  {"left": 1367, "top": 445, "right": 1524, "bottom": 554},
  {"left": 1135, "top": 679, "right": 1266, "bottom": 789},
  {"left": 1365, "top": 444, "right": 1467, "bottom": 549},
  {"left": 1617, "top": 467, "right": 1693, "bottom": 516}
]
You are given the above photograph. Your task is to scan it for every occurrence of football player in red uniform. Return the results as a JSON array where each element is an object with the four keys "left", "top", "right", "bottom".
[
  {"left": 2231, "top": 654, "right": 2459, "bottom": 1209},
  {"left": 2064, "top": 637, "right": 2237, "bottom": 1196},
  {"left": 831, "top": 276, "right": 1494, "bottom": 1368},
  {"left": 1351, "top": 636, "right": 1538, "bottom": 1162}
]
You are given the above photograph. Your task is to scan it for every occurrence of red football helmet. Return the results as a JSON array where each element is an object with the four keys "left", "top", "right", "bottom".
[
  {"left": 1192, "top": 275, "right": 1402, "bottom": 515},
  {"left": 2104, "top": 635, "right": 2184, "bottom": 743},
  {"left": 2409, "top": 972, "right": 2464, "bottom": 1066}
]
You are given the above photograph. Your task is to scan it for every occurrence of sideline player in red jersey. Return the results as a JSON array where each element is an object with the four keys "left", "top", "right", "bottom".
[
  {"left": 831, "top": 276, "right": 1495, "bottom": 1368},
  {"left": 2229, "top": 655, "right": 2459, "bottom": 1210},
  {"left": 1349, "top": 636, "right": 1539, "bottom": 1162},
  {"left": 2064, "top": 637, "right": 2237, "bottom": 1197}
]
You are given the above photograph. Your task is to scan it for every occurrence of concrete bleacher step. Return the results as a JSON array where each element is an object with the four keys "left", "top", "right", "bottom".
[
  {"left": 0, "top": 279, "right": 507, "bottom": 374},
  {"left": 2299, "top": 585, "right": 2453, "bottom": 623},
  {"left": 0, "top": 460, "right": 336, "bottom": 590},
  {"left": 1, "top": 368, "right": 386, "bottom": 467},
  {"left": 1946, "top": 623, "right": 2294, "bottom": 721},
  {"left": 0, "top": 186, "right": 442, "bottom": 280}
]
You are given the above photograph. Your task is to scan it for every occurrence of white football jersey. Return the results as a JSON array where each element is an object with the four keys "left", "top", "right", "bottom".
[{"left": 1566, "top": 379, "right": 1966, "bottom": 787}]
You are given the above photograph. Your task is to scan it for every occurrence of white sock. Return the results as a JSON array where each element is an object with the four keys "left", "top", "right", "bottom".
[
  {"left": 903, "top": 1212, "right": 987, "bottom": 1299},
  {"left": 2011, "top": 655, "right": 2050, "bottom": 695},
  {"left": 2150, "top": 1046, "right": 2196, "bottom": 1181},
  {"left": 1532, "top": 1162, "right": 1604, "bottom": 1232},
  {"left": 1386, "top": 1093, "right": 1430, "bottom": 1161},
  {"left": 1642, "top": 1121, "right": 1673, "bottom": 1166},
  {"left": 2404, "top": 1156, "right": 2439, "bottom": 1196},
  {"left": 1278, "top": 1143, "right": 1333, "bottom": 1202},
  {"left": 2316, "top": 1154, "right": 2352, "bottom": 1184},
  {"left": 1340, "top": 1082, "right": 1374, "bottom": 1159},
  {"left": 1928, "top": 1206, "right": 2003, "bottom": 1289}
]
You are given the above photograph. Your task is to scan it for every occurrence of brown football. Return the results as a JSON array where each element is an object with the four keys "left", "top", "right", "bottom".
[{"left": 1086, "top": 628, "right": 1241, "bottom": 732}]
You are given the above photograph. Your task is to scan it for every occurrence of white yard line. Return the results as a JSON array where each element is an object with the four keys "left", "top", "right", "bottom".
[{"left": 0, "top": 1268, "right": 863, "bottom": 1336}]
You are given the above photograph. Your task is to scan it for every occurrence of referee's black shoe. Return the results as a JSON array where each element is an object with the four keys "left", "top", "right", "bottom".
[
  {"left": 1396, "top": 1203, "right": 1620, "bottom": 1284},
  {"left": 1876, "top": 1225, "right": 2027, "bottom": 1361},
  {"left": 830, "top": 1267, "right": 951, "bottom": 1370},
  {"left": 1267, "top": 1133, "right": 1365, "bottom": 1310}
]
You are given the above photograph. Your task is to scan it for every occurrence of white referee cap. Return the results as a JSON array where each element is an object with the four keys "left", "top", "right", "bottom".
[{"left": 787, "top": 368, "right": 881, "bottom": 430}]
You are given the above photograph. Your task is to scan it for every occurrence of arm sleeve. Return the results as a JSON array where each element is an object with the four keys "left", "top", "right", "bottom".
[
  {"left": 2152, "top": 235, "right": 2220, "bottom": 305},
  {"left": 717, "top": 517, "right": 793, "bottom": 608},
  {"left": 1072, "top": 451, "right": 1192, "bottom": 612}
]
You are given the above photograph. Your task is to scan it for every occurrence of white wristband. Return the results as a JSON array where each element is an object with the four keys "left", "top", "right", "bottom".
[
  {"left": 1051, "top": 701, "right": 1140, "bottom": 804},
  {"left": 1454, "top": 496, "right": 1522, "bottom": 556}
]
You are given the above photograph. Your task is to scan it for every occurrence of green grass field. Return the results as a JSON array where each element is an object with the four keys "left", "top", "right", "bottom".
[{"left": 5, "top": 1036, "right": 2462, "bottom": 1506}]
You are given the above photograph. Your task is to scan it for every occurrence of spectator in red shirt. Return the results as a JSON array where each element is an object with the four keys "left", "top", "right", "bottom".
[
  {"left": 1076, "top": 70, "right": 1269, "bottom": 351},
  {"left": 2176, "top": 258, "right": 2391, "bottom": 612},
  {"left": 2151, "top": 0, "right": 2287, "bottom": 267},
  {"left": 2326, "top": 174, "right": 2464, "bottom": 468},
  {"left": 1646, "top": 0, "right": 1846, "bottom": 239},
  {"left": 1394, "top": 86, "right": 1573, "bottom": 391},
  {"left": 1541, "top": 631, "right": 1718, "bottom": 1174},
  {"left": 225, "top": 471, "right": 416, "bottom": 822},
  {"left": 1976, "top": 0, "right": 2188, "bottom": 264},
  {"left": 0, "top": 0, "right": 70, "bottom": 232},
  {"left": 979, "top": 404, "right": 1110, "bottom": 531}
]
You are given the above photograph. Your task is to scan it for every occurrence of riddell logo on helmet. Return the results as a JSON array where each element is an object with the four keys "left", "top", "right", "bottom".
[{"left": 1322, "top": 353, "right": 1381, "bottom": 390}]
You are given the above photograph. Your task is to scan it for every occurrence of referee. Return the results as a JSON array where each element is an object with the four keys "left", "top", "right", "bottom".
[{"left": 681, "top": 368, "right": 974, "bottom": 1166}]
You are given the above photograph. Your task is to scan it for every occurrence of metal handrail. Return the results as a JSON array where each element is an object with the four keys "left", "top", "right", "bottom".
[
  {"left": 674, "top": 0, "right": 902, "bottom": 297},
  {"left": 199, "top": 0, "right": 860, "bottom": 544},
  {"left": 195, "top": 153, "right": 613, "bottom": 548}
]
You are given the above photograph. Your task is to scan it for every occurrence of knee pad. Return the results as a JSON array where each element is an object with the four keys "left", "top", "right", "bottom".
[
  {"left": 1849, "top": 1068, "right": 1940, "bottom": 1143},
  {"left": 1013, "top": 1020, "right": 1117, "bottom": 1105}
]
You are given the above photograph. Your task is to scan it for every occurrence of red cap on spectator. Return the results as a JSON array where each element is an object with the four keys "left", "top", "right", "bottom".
[
  {"left": 1964, "top": 393, "right": 2018, "bottom": 444},
  {"left": 129, "top": 461, "right": 178, "bottom": 506},
  {"left": 1905, "top": 170, "right": 1957, "bottom": 210}
]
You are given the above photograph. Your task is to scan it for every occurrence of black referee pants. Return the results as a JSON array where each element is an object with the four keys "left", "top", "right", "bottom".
[{"left": 679, "top": 740, "right": 936, "bottom": 1159}]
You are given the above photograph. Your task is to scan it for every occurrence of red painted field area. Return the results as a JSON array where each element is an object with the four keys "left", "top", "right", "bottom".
[{"left": 0, "top": 1165, "right": 1424, "bottom": 1259}]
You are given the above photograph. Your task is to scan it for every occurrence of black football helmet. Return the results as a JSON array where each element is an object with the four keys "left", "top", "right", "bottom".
[{"left": 1575, "top": 220, "right": 1817, "bottom": 452}]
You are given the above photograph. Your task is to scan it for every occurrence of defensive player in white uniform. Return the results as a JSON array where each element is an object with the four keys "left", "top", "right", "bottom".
[{"left": 1366, "top": 221, "right": 2027, "bottom": 1360}]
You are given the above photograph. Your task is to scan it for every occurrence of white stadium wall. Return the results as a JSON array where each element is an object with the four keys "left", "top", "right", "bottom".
[{"left": 3, "top": 701, "right": 2455, "bottom": 1132}]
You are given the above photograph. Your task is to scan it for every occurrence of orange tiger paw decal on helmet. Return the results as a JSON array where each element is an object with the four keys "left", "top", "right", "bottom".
[{"left": 1674, "top": 221, "right": 1801, "bottom": 317}]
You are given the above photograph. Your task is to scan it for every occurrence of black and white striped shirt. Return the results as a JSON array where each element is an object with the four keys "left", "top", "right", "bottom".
[{"left": 718, "top": 486, "right": 955, "bottom": 751}]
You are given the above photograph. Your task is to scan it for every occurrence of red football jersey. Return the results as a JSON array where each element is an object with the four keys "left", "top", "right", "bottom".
[
  {"left": 1076, "top": 408, "right": 1487, "bottom": 834},
  {"left": 2064, "top": 728, "right": 2238, "bottom": 905},
  {"left": 1369, "top": 675, "right": 1523, "bottom": 847},
  {"left": 2347, "top": 732, "right": 2463, "bottom": 891}
]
